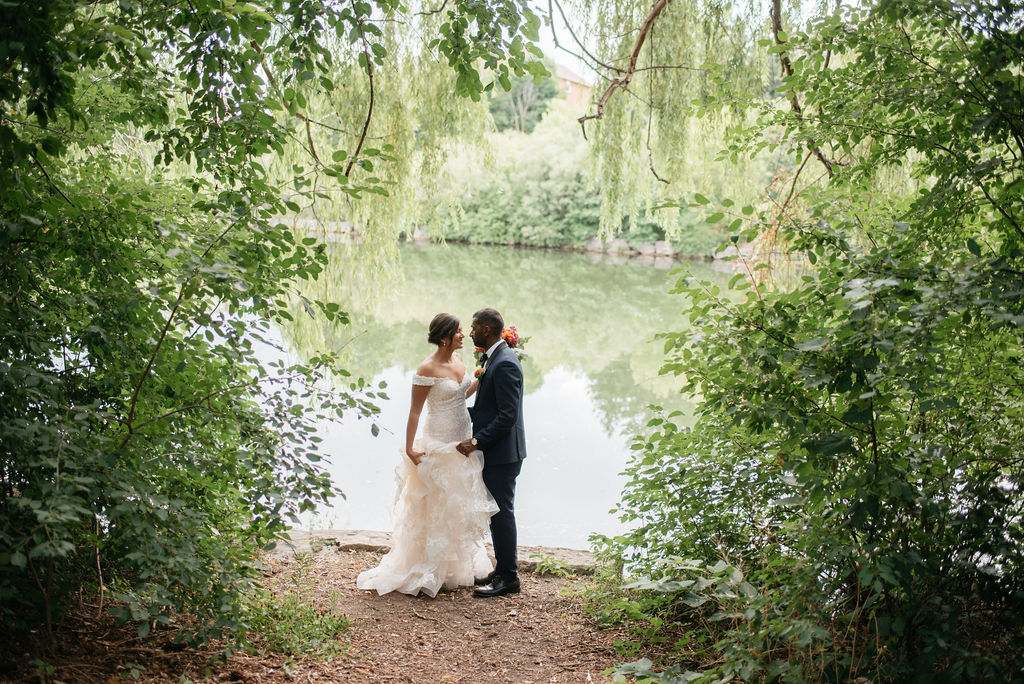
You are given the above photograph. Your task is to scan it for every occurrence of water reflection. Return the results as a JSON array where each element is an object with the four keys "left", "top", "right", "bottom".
[{"left": 282, "top": 243, "right": 726, "bottom": 548}]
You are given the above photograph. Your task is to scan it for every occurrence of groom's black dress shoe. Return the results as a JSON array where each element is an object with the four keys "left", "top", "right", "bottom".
[
  {"left": 473, "top": 575, "right": 520, "bottom": 598},
  {"left": 474, "top": 570, "right": 498, "bottom": 586}
]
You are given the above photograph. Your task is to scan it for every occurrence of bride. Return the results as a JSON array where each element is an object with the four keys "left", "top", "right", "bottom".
[{"left": 356, "top": 313, "right": 498, "bottom": 597}]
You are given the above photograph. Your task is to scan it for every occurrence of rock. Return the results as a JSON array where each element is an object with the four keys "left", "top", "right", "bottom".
[
  {"left": 635, "top": 242, "right": 656, "bottom": 256},
  {"left": 584, "top": 237, "right": 604, "bottom": 252},
  {"left": 655, "top": 240, "right": 674, "bottom": 257},
  {"left": 605, "top": 238, "right": 629, "bottom": 254},
  {"left": 276, "top": 529, "right": 600, "bottom": 575}
]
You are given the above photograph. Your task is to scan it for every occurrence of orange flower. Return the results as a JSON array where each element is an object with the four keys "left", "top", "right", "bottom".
[{"left": 502, "top": 326, "right": 519, "bottom": 347}]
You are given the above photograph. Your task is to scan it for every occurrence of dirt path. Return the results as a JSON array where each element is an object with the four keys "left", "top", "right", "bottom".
[
  {"left": 292, "top": 548, "right": 620, "bottom": 683},
  {"left": 2, "top": 548, "right": 623, "bottom": 683}
]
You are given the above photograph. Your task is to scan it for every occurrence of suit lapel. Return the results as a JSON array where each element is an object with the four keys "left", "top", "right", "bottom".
[{"left": 479, "top": 340, "right": 507, "bottom": 397}]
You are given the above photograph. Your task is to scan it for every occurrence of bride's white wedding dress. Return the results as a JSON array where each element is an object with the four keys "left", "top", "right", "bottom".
[{"left": 356, "top": 373, "right": 498, "bottom": 597}]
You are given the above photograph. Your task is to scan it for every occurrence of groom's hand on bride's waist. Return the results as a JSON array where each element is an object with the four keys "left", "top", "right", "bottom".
[{"left": 455, "top": 439, "right": 474, "bottom": 456}]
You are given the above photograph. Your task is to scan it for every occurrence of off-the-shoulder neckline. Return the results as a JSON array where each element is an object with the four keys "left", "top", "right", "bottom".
[{"left": 413, "top": 371, "right": 467, "bottom": 385}]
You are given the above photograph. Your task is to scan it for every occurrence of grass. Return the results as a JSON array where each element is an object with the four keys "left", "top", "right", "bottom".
[{"left": 246, "top": 554, "right": 349, "bottom": 659}]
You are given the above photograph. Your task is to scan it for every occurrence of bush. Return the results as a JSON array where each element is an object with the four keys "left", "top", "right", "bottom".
[{"left": 594, "top": 1, "right": 1024, "bottom": 681}]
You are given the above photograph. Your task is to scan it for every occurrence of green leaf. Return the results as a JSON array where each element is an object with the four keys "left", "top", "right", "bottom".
[
  {"left": 523, "top": 10, "right": 541, "bottom": 41},
  {"left": 802, "top": 434, "right": 854, "bottom": 456},
  {"left": 796, "top": 337, "right": 828, "bottom": 351}
]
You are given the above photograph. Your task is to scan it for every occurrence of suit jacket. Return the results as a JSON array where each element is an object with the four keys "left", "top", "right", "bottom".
[{"left": 468, "top": 340, "right": 527, "bottom": 466}]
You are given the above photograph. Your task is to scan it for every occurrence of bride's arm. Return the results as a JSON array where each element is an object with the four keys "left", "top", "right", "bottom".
[
  {"left": 466, "top": 378, "right": 478, "bottom": 398},
  {"left": 405, "top": 384, "right": 430, "bottom": 465}
]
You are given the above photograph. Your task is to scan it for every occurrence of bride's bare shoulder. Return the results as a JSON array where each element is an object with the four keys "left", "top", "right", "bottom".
[{"left": 415, "top": 358, "right": 440, "bottom": 378}]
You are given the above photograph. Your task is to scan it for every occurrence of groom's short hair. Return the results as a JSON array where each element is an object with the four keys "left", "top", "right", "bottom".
[{"left": 473, "top": 308, "right": 504, "bottom": 337}]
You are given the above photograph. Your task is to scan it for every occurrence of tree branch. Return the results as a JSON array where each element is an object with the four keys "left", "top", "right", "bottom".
[
  {"left": 31, "top": 153, "right": 75, "bottom": 207},
  {"left": 119, "top": 216, "right": 245, "bottom": 449},
  {"left": 771, "top": 0, "right": 834, "bottom": 179},
  {"left": 305, "top": 118, "right": 322, "bottom": 166},
  {"left": 346, "top": 5, "right": 376, "bottom": 178},
  {"left": 577, "top": 0, "right": 672, "bottom": 137},
  {"left": 548, "top": 0, "right": 624, "bottom": 75},
  {"left": 250, "top": 40, "right": 366, "bottom": 164},
  {"left": 415, "top": 0, "right": 448, "bottom": 16}
]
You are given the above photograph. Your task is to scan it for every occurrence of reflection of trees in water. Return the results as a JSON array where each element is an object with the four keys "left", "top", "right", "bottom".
[
  {"left": 584, "top": 353, "right": 694, "bottom": 437},
  {"left": 281, "top": 242, "right": 726, "bottom": 431}
]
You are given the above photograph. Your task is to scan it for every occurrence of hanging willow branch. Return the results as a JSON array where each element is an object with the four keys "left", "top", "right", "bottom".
[
  {"left": 577, "top": 0, "right": 673, "bottom": 137},
  {"left": 251, "top": 40, "right": 324, "bottom": 164},
  {"left": 771, "top": 0, "right": 834, "bottom": 178},
  {"left": 346, "top": 4, "right": 376, "bottom": 178},
  {"left": 645, "top": 19, "right": 669, "bottom": 183},
  {"left": 548, "top": 0, "right": 624, "bottom": 75},
  {"left": 250, "top": 39, "right": 369, "bottom": 168}
]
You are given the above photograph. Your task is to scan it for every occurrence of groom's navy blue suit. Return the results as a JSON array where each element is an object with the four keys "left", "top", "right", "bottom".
[{"left": 468, "top": 340, "right": 526, "bottom": 579}]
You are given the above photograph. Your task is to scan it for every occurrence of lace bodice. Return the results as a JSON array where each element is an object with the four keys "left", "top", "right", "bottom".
[{"left": 412, "top": 373, "right": 472, "bottom": 443}]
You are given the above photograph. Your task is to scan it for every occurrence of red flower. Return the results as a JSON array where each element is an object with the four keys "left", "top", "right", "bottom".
[{"left": 502, "top": 326, "right": 519, "bottom": 348}]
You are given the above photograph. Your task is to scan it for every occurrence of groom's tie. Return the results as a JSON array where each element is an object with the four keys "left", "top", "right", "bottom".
[{"left": 478, "top": 352, "right": 488, "bottom": 367}]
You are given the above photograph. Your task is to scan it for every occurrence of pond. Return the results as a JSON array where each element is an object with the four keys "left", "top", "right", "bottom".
[{"left": 281, "top": 242, "right": 727, "bottom": 549}]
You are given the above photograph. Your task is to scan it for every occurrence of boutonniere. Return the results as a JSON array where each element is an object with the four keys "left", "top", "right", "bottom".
[{"left": 473, "top": 346, "right": 487, "bottom": 380}]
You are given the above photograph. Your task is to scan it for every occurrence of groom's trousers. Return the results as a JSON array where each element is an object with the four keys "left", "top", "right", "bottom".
[{"left": 482, "top": 460, "right": 522, "bottom": 579}]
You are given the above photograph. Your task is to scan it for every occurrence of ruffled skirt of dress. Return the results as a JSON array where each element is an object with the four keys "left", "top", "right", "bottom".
[{"left": 356, "top": 437, "right": 499, "bottom": 597}]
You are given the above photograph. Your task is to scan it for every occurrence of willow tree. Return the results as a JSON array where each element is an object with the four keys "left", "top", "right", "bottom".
[
  {"left": 0, "top": 0, "right": 545, "bottom": 646},
  {"left": 548, "top": 0, "right": 779, "bottom": 236}
]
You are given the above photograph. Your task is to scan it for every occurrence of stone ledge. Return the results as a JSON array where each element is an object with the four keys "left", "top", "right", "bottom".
[{"left": 273, "top": 529, "right": 599, "bottom": 576}]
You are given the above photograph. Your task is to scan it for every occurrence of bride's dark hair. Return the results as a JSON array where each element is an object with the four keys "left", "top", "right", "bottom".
[{"left": 427, "top": 313, "right": 460, "bottom": 346}]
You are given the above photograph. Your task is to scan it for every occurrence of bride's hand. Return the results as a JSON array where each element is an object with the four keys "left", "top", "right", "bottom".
[{"left": 406, "top": 449, "right": 424, "bottom": 465}]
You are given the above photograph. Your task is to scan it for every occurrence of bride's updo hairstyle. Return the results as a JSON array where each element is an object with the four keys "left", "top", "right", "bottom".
[{"left": 427, "top": 313, "right": 460, "bottom": 347}]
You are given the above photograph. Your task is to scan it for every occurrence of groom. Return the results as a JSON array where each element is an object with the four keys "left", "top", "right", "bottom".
[{"left": 457, "top": 307, "right": 526, "bottom": 598}]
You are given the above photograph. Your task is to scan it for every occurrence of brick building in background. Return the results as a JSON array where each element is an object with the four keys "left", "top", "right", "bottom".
[{"left": 554, "top": 63, "right": 593, "bottom": 110}]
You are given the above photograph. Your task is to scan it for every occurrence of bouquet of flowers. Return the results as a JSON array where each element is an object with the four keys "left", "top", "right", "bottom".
[{"left": 501, "top": 325, "right": 529, "bottom": 360}]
